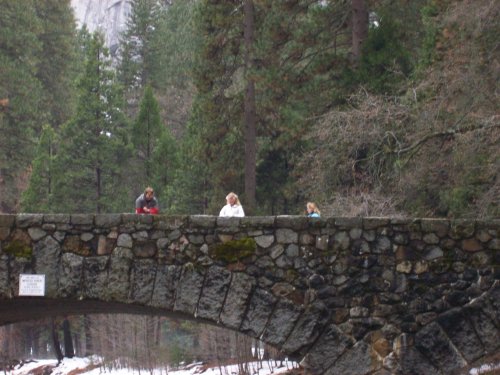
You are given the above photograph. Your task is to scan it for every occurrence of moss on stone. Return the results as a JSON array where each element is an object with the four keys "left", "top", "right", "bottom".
[
  {"left": 212, "top": 237, "right": 256, "bottom": 263},
  {"left": 4, "top": 240, "right": 32, "bottom": 259}
]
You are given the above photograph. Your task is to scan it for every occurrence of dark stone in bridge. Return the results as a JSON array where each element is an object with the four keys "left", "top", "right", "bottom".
[
  {"left": 415, "top": 321, "right": 467, "bottom": 373},
  {"left": 220, "top": 272, "right": 255, "bottom": 329},
  {"left": 437, "top": 308, "right": 485, "bottom": 363},
  {"left": 241, "top": 288, "right": 277, "bottom": 337},
  {"left": 151, "top": 265, "right": 181, "bottom": 310},
  {"left": 197, "top": 266, "right": 231, "bottom": 321},
  {"left": 300, "top": 322, "right": 353, "bottom": 374},
  {"left": 174, "top": 266, "right": 205, "bottom": 315}
]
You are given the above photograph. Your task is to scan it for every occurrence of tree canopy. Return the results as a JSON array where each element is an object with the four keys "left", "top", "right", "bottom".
[{"left": 8, "top": 0, "right": 498, "bottom": 218}]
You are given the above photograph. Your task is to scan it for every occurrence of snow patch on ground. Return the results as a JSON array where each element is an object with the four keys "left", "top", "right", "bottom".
[
  {"left": 10, "top": 357, "right": 298, "bottom": 375},
  {"left": 9, "top": 356, "right": 500, "bottom": 374}
]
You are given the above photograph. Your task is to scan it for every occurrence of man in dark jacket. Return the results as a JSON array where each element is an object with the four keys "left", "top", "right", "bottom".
[{"left": 135, "top": 186, "right": 159, "bottom": 214}]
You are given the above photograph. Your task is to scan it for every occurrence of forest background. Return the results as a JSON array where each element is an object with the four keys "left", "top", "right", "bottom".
[
  {"left": 0, "top": 0, "right": 498, "bottom": 218},
  {"left": 0, "top": 0, "right": 498, "bottom": 371}
]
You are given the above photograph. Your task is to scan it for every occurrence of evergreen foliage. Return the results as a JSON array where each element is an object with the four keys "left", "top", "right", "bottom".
[
  {"left": 21, "top": 124, "right": 57, "bottom": 212},
  {"left": 355, "top": 17, "right": 412, "bottom": 93},
  {"left": 5, "top": 0, "right": 499, "bottom": 219},
  {"left": 189, "top": 0, "right": 353, "bottom": 213},
  {"left": 152, "top": 0, "right": 199, "bottom": 90},
  {"left": 132, "top": 85, "right": 163, "bottom": 182},
  {"left": 34, "top": 0, "right": 78, "bottom": 128},
  {"left": 118, "top": 0, "right": 164, "bottom": 92},
  {"left": 151, "top": 126, "right": 178, "bottom": 211},
  {"left": 0, "top": 0, "right": 78, "bottom": 213},
  {"left": 0, "top": 1, "right": 43, "bottom": 212},
  {"left": 52, "top": 32, "right": 130, "bottom": 213},
  {"left": 171, "top": 98, "right": 213, "bottom": 214},
  {"left": 129, "top": 84, "right": 178, "bottom": 209}
]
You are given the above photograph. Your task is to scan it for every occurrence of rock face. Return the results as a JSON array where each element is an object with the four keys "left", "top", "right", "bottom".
[
  {"left": 0, "top": 214, "right": 499, "bottom": 375},
  {"left": 71, "top": 0, "right": 131, "bottom": 54}
]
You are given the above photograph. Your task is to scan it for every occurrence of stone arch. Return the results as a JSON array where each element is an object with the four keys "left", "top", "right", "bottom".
[{"left": 0, "top": 214, "right": 499, "bottom": 374}]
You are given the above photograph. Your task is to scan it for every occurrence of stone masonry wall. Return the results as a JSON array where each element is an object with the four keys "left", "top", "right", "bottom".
[{"left": 0, "top": 214, "right": 499, "bottom": 375}]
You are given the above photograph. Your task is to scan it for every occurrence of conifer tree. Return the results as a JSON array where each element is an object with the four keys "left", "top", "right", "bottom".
[
  {"left": 190, "top": 0, "right": 353, "bottom": 213},
  {"left": 21, "top": 125, "right": 57, "bottom": 212},
  {"left": 188, "top": 0, "right": 246, "bottom": 212},
  {"left": 118, "top": 0, "right": 164, "bottom": 96},
  {"left": 243, "top": 0, "right": 257, "bottom": 214},
  {"left": 172, "top": 100, "right": 213, "bottom": 214},
  {"left": 52, "top": 32, "right": 130, "bottom": 213},
  {"left": 152, "top": 0, "right": 198, "bottom": 90},
  {"left": 34, "top": 0, "right": 78, "bottom": 128},
  {"left": 131, "top": 85, "right": 163, "bottom": 186},
  {"left": 151, "top": 127, "right": 178, "bottom": 211},
  {"left": 0, "top": 0, "right": 43, "bottom": 212}
]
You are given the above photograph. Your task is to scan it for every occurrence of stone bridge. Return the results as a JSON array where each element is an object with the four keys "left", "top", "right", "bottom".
[{"left": 0, "top": 214, "right": 498, "bottom": 375}]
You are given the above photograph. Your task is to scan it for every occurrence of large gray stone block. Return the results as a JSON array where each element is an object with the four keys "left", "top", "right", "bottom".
[
  {"left": 34, "top": 236, "right": 61, "bottom": 297},
  {"left": 398, "top": 346, "right": 440, "bottom": 375},
  {"left": 282, "top": 301, "right": 331, "bottom": 355},
  {"left": 414, "top": 321, "right": 467, "bottom": 373},
  {"left": 465, "top": 304, "right": 500, "bottom": 355},
  {"left": 197, "top": 266, "right": 231, "bottom": 321},
  {"left": 241, "top": 288, "right": 277, "bottom": 337},
  {"left": 0, "top": 255, "right": 10, "bottom": 298},
  {"left": 326, "top": 341, "right": 379, "bottom": 375},
  {"left": 130, "top": 259, "right": 157, "bottom": 304},
  {"left": 151, "top": 265, "right": 181, "bottom": 310},
  {"left": 437, "top": 308, "right": 484, "bottom": 362},
  {"left": 261, "top": 299, "right": 302, "bottom": 347},
  {"left": 299, "top": 322, "right": 353, "bottom": 374},
  {"left": 174, "top": 266, "right": 205, "bottom": 315},
  {"left": 220, "top": 272, "right": 255, "bottom": 329},
  {"left": 59, "top": 252, "right": 84, "bottom": 298},
  {"left": 83, "top": 256, "right": 109, "bottom": 300}
]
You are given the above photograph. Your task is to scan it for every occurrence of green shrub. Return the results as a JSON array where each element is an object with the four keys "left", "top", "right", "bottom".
[{"left": 356, "top": 16, "right": 412, "bottom": 93}]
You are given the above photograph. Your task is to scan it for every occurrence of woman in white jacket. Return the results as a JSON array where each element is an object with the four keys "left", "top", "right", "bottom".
[{"left": 219, "top": 192, "right": 245, "bottom": 217}]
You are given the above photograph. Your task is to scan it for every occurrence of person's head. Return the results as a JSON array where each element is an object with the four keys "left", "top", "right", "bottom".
[
  {"left": 144, "top": 186, "right": 154, "bottom": 201},
  {"left": 226, "top": 192, "right": 241, "bottom": 206},
  {"left": 306, "top": 202, "right": 320, "bottom": 214}
]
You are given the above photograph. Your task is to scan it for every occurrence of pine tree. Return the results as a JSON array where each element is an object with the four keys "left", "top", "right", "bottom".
[
  {"left": 150, "top": 0, "right": 199, "bottom": 138},
  {"left": 131, "top": 85, "right": 163, "bottom": 187},
  {"left": 243, "top": 0, "right": 257, "bottom": 214},
  {"left": 171, "top": 98, "right": 213, "bottom": 214},
  {"left": 34, "top": 0, "right": 78, "bottom": 128},
  {"left": 21, "top": 124, "right": 57, "bottom": 212},
  {"left": 188, "top": 0, "right": 246, "bottom": 212},
  {"left": 190, "top": 0, "right": 353, "bottom": 214},
  {"left": 0, "top": 0, "right": 43, "bottom": 213},
  {"left": 151, "top": 127, "right": 178, "bottom": 212},
  {"left": 152, "top": 0, "right": 198, "bottom": 90},
  {"left": 118, "top": 0, "right": 164, "bottom": 96},
  {"left": 52, "top": 32, "right": 130, "bottom": 213}
]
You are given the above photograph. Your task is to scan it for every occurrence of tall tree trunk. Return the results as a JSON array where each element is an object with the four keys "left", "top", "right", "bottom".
[
  {"left": 83, "top": 315, "right": 93, "bottom": 356},
  {"left": 351, "top": 0, "right": 369, "bottom": 63},
  {"left": 244, "top": 0, "right": 256, "bottom": 214},
  {"left": 96, "top": 166, "right": 102, "bottom": 213},
  {"left": 146, "top": 111, "right": 151, "bottom": 181},
  {"left": 48, "top": 139, "right": 53, "bottom": 195},
  {"left": 51, "top": 319, "right": 64, "bottom": 363},
  {"left": 62, "top": 318, "right": 75, "bottom": 358}
]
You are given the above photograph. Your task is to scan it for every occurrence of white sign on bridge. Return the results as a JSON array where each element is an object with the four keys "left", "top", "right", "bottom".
[{"left": 19, "top": 274, "right": 45, "bottom": 296}]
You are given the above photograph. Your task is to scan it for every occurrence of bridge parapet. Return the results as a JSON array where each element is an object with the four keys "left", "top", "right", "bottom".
[{"left": 0, "top": 214, "right": 499, "bottom": 375}]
